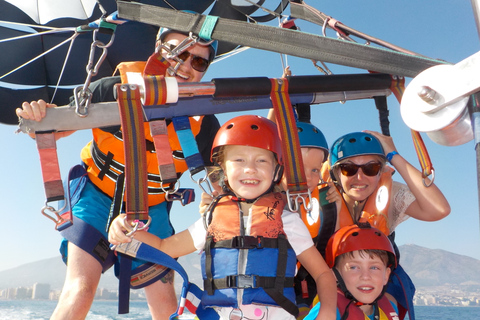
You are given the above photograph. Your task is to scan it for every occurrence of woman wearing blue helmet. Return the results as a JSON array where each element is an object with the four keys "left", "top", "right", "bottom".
[{"left": 326, "top": 130, "right": 450, "bottom": 319}]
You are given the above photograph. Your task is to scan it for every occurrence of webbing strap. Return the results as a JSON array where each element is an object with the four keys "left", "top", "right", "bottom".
[
  {"left": 411, "top": 130, "right": 434, "bottom": 180},
  {"left": 36, "top": 132, "right": 64, "bottom": 202},
  {"left": 143, "top": 75, "right": 168, "bottom": 106},
  {"left": 270, "top": 78, "right": 308, "bottom": 193},
  {"left": 36, "top": 132, "right": 71, "bottom": 229},
  {"left": 149, "top": 120, "right": 178, "bottom": 185},
  {"left": 172, "top": 117, "right": 205, "bottom": 176},
  {"left": 114, "top": 239, "right": 193, "bottom": 320},
  {"left": 263, "top": 234, "right": 299, "bottom": 317},
  {"left": 199, "top": 15, "right": 218, "bottom": 41},
  {"left": 389, "top": 76, "right": 434, "bottom": 182},
  {"left": 117, "top": 1, "right": 447, "bottom": 78},
  {"left": 116, "top": 84, "right": 149, "bottom": 220},
  {"left": 143, "top": 51, "right": 170, "bottom": 78}
]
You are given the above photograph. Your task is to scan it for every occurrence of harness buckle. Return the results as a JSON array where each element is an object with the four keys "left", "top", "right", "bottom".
[
  {"left": 165, "top": 188, "right": 195, "bottom": 206},
  {"left": 236, "top": 274, "right": 257, "bottom": 289}
]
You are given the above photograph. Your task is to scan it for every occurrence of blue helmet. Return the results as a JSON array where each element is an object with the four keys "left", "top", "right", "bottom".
[
  {"left": 330, "top": 132, "right": 385, "bottom": 166},
  {"left": 156, "top": 27, "right": 218, "bottom": 61},
  {"left": 297, "top": 122, "right": 329, "bottom": 163}
]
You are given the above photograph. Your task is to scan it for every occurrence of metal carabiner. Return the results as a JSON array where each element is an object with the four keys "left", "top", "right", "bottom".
[
  {"left": 422, "top": 168, "right": 435, "bottom": 187},
  {"left": 41, "top": 201, "right": 68, "bottom": 225},
  {"left": 191, "top": 168, "right": 214, "bottom": 197},
  {"left": 124, "top": 216, "right": 152, "bottom": 237}
]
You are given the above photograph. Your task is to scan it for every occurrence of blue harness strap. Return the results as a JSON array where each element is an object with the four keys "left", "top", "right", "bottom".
[
  {"left": 60, "top": 214, "right": 116, "bottom": 273},
  {"left": 172, "top": 116, "right": 206, "bottom": 175},
  {"left": 387, "top": 264, "right": 416, "bottom": 320},
  {"left": 114, "top": 239, "right": 219, "bottom": 320}
]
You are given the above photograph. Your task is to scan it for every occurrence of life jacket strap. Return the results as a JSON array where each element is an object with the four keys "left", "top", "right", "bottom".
[
  {"left": 212, "top": 235, "right": 293, "bottom": 250},
  {"left": 90, "top": 140, "right": 176, "bottom": 194},
  {"left": 206, "top": 274, "right": 295, "bottom": 290}
]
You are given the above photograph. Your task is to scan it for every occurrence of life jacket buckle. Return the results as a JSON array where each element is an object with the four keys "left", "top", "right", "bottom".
[{"left": 234, "top": 274, "right": 257, "bottom": 289}]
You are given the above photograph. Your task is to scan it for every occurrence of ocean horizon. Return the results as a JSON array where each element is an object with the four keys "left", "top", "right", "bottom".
[{"left": 0, "top": 300, "right": 479, "bottom": 320}]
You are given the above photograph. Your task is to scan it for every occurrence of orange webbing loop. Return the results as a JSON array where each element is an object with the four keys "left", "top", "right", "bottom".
[
  {"left": 143, "top": 75, "right": 168, "bottom": 106},
  {"left": 390, "top": 75, "right": 434, "bottom": 185},
  {"left": 116, "top": 84, "right": 149, "bottom": 221},
  {"left": 36, "top": 132, "right": 64, "bottom": 202},
  {"left": 270, "top": 78, "right": 307, "bottom": 192},
  {"left": 150, "top": 119, "right": 177, "bottom": 185},
  {"left": 143, "top": 51, "right": 170, "bottom": 77}
]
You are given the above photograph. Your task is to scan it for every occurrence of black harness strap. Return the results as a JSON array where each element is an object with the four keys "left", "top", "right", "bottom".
[
  {"left": 263, "top": 234, "right": 299, "bottom": 317},
  {"left": 315, "top": 201, "right": 338, "bottom": 258},
  {"left": 374, "top": 95, "right": 391, "bottom": 136},
  {"left": 117, "top": 1, "right": 448, "bottom": 78}
]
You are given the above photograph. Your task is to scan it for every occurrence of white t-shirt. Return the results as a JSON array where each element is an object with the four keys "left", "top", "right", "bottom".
[
  {"left": 187, "top": 206, "right": 314, "bottom": 320},
  {"left": 388, "top": 181, "right": 416, "bottom": 232}
]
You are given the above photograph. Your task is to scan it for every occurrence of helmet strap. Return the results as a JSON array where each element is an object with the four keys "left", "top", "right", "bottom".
[{"left": 334, "top": 267, "right": 388, "bottom": 320}]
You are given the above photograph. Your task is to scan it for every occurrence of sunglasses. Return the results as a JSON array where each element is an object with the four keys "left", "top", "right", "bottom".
[
  {"left": 338, "top": 162, "right": 382, "bottom": 177},
  {"left": 165, "top": 44, "right": 210, "bottom": 72}
]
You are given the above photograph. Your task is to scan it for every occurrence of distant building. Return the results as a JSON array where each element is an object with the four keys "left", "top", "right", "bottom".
[
  {"left": 32, "top": 283, "right": 50, "bottom": 299},
  {"left": 15, "top": 287, "right": 28, "bottom": 299}
]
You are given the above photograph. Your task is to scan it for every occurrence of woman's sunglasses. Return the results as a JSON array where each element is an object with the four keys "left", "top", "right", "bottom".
[
  {"left": 338, "top": 162, "right": 382, "bottom": 177},
  {"left": 166, "top": 44, "right": 210, "bottom": 72}
]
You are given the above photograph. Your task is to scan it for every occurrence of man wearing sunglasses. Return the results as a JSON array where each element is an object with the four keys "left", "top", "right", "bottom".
[
  {"left": 17, "top": 30, "right": 220, "bottom": 320},
  {"left": 325, "top": 130, "right": 450, "bottom": 320}
]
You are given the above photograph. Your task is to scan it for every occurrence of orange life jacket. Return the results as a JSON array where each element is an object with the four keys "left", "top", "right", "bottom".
[
  {"left": 207, "top": 192, "right": 287, "bottom": 241},
  {"left": 299, "top": 186, "right": 321, "bottom": 239},
  {"left": 81, "top": 61, "right": 204, "bottom": 206}
]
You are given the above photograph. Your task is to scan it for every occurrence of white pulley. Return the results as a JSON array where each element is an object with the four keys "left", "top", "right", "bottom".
[{"left": 401, "top": 50, "right": 480, "bottom": 146}]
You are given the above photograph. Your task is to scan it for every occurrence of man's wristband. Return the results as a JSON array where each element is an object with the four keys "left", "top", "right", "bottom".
[{"left": 386, "top": 151, "right": 399, "bottom": 163}]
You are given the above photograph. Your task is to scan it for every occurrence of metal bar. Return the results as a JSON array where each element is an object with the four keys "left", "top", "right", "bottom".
[{"left": 18, "top": 88, "right": 391, "bottom": 133}]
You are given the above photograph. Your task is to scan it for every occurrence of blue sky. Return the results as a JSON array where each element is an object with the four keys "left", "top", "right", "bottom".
[{"left": 1, "top": 0, "right": 479, "bottom": 272}]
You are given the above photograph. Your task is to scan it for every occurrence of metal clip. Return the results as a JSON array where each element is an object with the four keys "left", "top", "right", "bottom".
[
  {"left": 124, "top": 216, "right": 152, "bottom": 237},
  {"left": 191, "top": 168, "right": 214, "bottom": 197},
  {"left": 286, "top": 189, "right": 312, "bottom": 212},
  {"left": 41, "top": 201, "right": 67, "bottom": 226}
]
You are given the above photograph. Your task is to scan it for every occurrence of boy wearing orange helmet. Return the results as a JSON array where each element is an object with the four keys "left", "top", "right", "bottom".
[{"left": 305, "top": 223, "right": 399, "bottom": 320}]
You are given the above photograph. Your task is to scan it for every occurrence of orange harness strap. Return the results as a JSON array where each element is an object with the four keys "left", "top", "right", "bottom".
[{"left": 116, "top": 84, "right": 149, "bottom": 221}]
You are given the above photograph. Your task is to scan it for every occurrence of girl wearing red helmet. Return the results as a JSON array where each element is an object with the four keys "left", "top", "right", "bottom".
[
  {"left": 305, "top": 223, "right": 399, "bottom": 320},
  {"left": 109, "top": 115, "right": 336, "bottom": 320}
]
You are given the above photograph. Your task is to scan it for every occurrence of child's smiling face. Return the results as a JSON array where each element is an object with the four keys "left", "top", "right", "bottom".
[
  {"left": 337, "top": 250, "right": 391, "bottom": 306},
  {"left": 222, "top": 145, "right": 276, "bottom": 200}
]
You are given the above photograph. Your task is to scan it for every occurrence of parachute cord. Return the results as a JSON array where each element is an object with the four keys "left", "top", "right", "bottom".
[
  {"left": 0, "top": 24, "right": 75, "bottom": 44},
  {"left": 51, "top": 32, "right": 79, "bottom": 103},
  {"left": 0, "top": 32, "right": 79, "bottom": 81},
  {"left": 211, "top": 46, "right": 250, "bottom": 63}
]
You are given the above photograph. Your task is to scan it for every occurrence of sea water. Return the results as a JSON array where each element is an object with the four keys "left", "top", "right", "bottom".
[{"left": 0, "top": 300, "right": 479, "bottom": 320}]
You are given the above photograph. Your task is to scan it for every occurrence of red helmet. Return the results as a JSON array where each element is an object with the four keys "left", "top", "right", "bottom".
[
  {"left": 325, "top": 223, "right": 397, "bottom": 268},
  {"left": 211, "top": 115, "right": 283, "bottom": 164}
]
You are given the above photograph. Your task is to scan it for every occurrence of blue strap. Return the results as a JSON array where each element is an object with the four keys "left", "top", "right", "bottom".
[
  {"left": 114, "top": 239, "right": 219, "bottom": 320},
  {"left": 172, "top": 117, "right": 205, "bottom": 175},
  {"left": 118, "top": 253, "right": 132, "bottom": 314},
  {"left": 199, "top": 15, "right": 219, "bottom": 41}
]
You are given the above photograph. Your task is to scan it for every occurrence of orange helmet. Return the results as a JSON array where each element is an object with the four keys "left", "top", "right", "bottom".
[
  {"left": 325, "top": 223, "right": 397, "bottom": 268},
  {"left": 211, "top": 115, "right": 283, "bottom": 164}
]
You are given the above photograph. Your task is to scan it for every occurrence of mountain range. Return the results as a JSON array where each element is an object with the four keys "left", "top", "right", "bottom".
[{"left": 1, "top": 244, "right": 479, "bottom": 292}]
